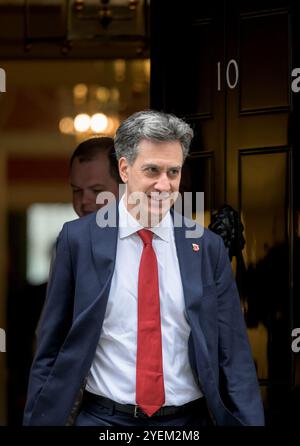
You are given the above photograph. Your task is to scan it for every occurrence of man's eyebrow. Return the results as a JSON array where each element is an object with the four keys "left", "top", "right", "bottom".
[
  {"left": 168, "top": 165, "right": 182, "bottom": 170},
  {"left": 88, "top": 184, "right": 106, "bottom": 188},
  {"left": 70, "top": 183, "right": 106, "bottom": 188},
  {"left": 141, "top": 164, "right": 182, "bottom": 169},
  {"left": 141, "top": 163, "right": 159, "bottom": 168}
]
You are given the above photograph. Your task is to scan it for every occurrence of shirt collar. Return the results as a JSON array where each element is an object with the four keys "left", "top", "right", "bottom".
[{"left": 118, "top": 195, "right": 171, "bottom": 242}]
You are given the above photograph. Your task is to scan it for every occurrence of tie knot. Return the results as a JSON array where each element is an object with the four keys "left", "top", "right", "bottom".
[{"left": 138, "top": 229, "right": 154, "bottom": 246}]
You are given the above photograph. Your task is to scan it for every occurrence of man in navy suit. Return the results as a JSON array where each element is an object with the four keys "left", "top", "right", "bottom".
[{"left": 24, "top": 110, "right": 264, "bottom": 426}]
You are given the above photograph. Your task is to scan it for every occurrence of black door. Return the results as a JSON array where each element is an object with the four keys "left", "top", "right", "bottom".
[{"left": 151, "top": 0, "right": 300, "bottom": 425}]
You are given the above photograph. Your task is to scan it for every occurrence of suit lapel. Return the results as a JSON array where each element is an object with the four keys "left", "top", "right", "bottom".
[
  {"left": 173, "top": 213, "right": 203, "bottom": 324},
  {"left": 173, "top": 214, "right": 217, "bottom": 396},
  {"left": 173, "top": 218, "right": 203, "bottom": 313},
  {"left": 89, "top": 204, "right": 119, "bottom": 292}
]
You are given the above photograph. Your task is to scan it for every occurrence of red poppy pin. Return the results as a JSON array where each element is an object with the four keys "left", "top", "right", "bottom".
[{"left": 192, "top": 243, "right": 199, "bottom": 252}]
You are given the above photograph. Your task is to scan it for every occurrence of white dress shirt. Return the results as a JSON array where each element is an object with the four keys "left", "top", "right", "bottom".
[{"left": 86, "top": 197, "right": 202, "bottom": 405}]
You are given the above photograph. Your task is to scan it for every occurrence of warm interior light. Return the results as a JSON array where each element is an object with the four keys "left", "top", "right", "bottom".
[
  {"left": 144, "top": 59, "right": 150, "bottom": 82},
  {"left": 90, "top": 113, "right": 108, "bottom": 133},
  {"left": 59, "top": 117, "right": 74, "bottom": 134},
  {"left": 96, "top": 87, "right": 110, "bottom": 103},
  {"left": 105, "top": 116, "right": 115, "bottom": 134},
  {"left": 73, "top": 83, "right": 88, "bottom": 99},
  {"left": 111, "top": 115, "right": 120, "bottom": 132},
  {"left": 114, "top": 59, "right": 126, "bottom": 82},
  {"left": 110, "top": 87, "right": 120, "bottom": 102},
  {"left": 74, "top": 113, "right": 90, "bottom": 132}
]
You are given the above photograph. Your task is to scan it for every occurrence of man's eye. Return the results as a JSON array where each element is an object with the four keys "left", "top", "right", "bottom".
[
  {"left": 93, "top": 189, "right": 103, "bottom": 194},
  {"left": 146, "top": 167, "right": 158, "bottom": 174},
  {"left": 169, "top": 169, "right": 180, "bottom": 176}
]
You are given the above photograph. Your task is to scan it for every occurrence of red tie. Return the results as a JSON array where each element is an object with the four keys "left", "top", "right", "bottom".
[{"left": 136, "top": 229, "right": 165, "bottom": 417}]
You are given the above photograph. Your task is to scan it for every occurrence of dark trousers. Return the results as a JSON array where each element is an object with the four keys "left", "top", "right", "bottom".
[{"left": 74, "top": 394, "right": 212, "bottom": 427}]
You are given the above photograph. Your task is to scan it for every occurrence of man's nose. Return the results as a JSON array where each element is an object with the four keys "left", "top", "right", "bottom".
[
  {"left": 154, "top": 173, "right": 171, "bottom": 192},
  {"left": 81, "top": 189, "right": 94, "bottom": 204}
]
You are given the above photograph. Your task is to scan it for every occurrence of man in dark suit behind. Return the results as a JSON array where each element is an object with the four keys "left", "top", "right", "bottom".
[
  {"left": 23, "top": 110, "right": 264, "bottom": 426},
  {"left": 69, "top": 136, "right": 120, "bottom": 217}
]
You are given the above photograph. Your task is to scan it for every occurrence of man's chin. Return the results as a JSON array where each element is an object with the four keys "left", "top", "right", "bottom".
[
  {"left": 81, "top": 209, "right": 96, "bottom": 217},
  {"left": 149, "top": 199, "right": 173, "bottom": 213},
  {"left": 141, "top": 204, "right": 170, "bottom": 227}
]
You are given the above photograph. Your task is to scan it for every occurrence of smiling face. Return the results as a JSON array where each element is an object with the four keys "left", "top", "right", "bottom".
[
  {"left": 70, "top": 152, "right": 119, "bottom": 217},
  {"left": 118, "top": 139, "right": 183, "bottom": 227}
]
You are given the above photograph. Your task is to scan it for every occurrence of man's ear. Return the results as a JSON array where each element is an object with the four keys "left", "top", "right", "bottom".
[{"left": 118, "top": 157, "right": 129, "bottom": 183}]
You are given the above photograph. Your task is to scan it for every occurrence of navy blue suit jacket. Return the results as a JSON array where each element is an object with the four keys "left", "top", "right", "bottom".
[{"left": 23, "top": 209, "right": 264, "bottom": 426}]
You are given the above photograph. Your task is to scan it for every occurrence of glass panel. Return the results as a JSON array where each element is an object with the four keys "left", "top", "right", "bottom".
[
  {"left": 240, "top": 150, "right": 290, "bottom": 419},
  {"left": 240, "top": 12, "right": 289, "bottom": 112},
  {"left": 27, "top": 203, "right": 77, "bottom": 285},
  {"left": 180, "top": 155, "right": 213, "bottom": 227},
  {"left": 165, "top": 21, "right": 214, "bottom": 117}
]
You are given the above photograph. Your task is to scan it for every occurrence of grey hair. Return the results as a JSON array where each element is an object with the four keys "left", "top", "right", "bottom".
[{"left": 114, "top": 110, "right": 193, "bottom": 164}]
